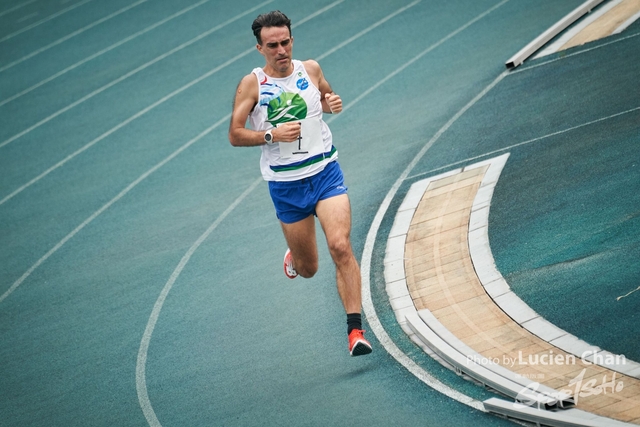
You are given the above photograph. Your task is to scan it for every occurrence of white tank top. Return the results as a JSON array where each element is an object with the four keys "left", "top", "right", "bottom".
[{"left": 249, "top": 60, "right": 337, "bottom": 181}]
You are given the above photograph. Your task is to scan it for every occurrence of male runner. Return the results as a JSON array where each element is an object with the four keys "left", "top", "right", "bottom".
[{"left": 228, "top": 10, "right": 372, "bottom": 356}]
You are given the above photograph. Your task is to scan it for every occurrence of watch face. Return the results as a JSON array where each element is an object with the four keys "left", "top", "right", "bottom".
[{"left": 265, "top": 131, "right": 272, "bottom": 143}]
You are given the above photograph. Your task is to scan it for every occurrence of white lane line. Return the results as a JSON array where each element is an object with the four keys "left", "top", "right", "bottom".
[
  {"left": 0, "top": 0, "right": 275, "bottom": 149},
  {"left": 0, "top": 115, "right": 229, "bottom": 305},
  {"left": 0, "top": 0, "right": 96, "bottom": 43},
  {"left": 316, "top": 0, "right": 422, "bottom": 61},
  {"left": 0, "top": 0, "right": 149, "bottom": 73},
  {"left": 0, "top": 0, "right": 351, "bottom": 206},
  {"left": 16, "top": 11, "right": 39, "bottom": 23},
  {"left": 331, "top": 0, "right": 511, "bottom": 118},
  {"left": 0, "top": 0, "right": 212, "bottom": 106},
  {"left": 136, "top": 176, "right": 262, "bottom": 427},
  {"left": 405, "top": 105, "right": 640, "bottom": 182},
  {"left": 291, "top": 0, "right": 346, "bottom": 27},
  {"left": 0, "top": 0, "right": 38, "bottom": 18}
]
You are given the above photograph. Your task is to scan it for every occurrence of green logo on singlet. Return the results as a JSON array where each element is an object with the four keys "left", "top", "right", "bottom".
[{"left": 267, "top": 92, "right": 307, "bottom": 126}]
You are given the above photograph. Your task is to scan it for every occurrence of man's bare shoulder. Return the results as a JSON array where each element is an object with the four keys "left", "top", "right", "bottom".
[
  {"left": 302, "top": 59, "right": 321, "bottom": 75},
  {"left": 231, "top": 73, "right": 259, "bottom": 120},
  {"left": 302, "top": 59, "right": 324, "bottom": 88},
  {"left": 236, "top": 73, "right": 259, "bottom": 97}
]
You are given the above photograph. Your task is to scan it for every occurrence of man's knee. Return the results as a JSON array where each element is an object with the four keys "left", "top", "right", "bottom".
[
  {"left": 327, "top": 236, "right": 352, "bottom": 262},
  {"left": 297, "top": 261, "right": 318, "bottom": 278}
]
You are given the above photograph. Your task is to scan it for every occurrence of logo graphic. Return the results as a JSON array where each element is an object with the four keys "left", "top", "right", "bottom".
[
  {"left": 296, "top": 78, "right": 309, "bottom": 90},
  {"left": 516, "top": 369, "right": 624, "bottom": 408},
  {"left": 259, "top": 82, "right": 308, "bottom": 126}
]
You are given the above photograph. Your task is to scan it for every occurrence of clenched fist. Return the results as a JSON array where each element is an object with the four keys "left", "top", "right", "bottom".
[
  {"left": 273, "top": 121, "right": 302, "bottom": 143},
  {"left": 325, "top": 93, "right": 342, "bottom": 114}
]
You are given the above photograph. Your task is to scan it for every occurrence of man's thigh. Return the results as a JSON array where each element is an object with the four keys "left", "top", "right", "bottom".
[
  {"left": 316, "top": 194, "right": 352, "bottom": 244},
  {"left": 280, "top": 214, "right": 318, "bottom": 266}
]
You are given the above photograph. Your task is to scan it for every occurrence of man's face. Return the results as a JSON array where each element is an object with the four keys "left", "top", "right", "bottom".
[{"left": 257, "top": 26, "right": 293, "bottom": 76}]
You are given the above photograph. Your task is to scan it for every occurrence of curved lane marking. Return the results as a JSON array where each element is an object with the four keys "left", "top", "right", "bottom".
[
  {"left": 359, "top": 70, "right": 508, "bottom": 412},
  {"left": 136, "top": 178, "right": 262, "bottom": 427}
]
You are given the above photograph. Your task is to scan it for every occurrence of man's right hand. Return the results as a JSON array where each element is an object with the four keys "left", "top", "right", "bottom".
[{"left": 273, "top": 122, "right": 301, "bottom": 143}]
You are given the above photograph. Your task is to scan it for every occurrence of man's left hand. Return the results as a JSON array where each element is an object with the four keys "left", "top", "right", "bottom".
[{"left": 325, "top": 93, "right": 342, "bottom": 114}]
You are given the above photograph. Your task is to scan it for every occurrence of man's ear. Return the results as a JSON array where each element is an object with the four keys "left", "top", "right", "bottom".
[{"left": 256, "top": 43, "right": 263, "bottom": 55}]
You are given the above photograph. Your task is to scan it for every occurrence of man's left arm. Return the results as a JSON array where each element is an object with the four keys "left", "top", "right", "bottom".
[{"left": 304, "top": 60, "right": 342, "bottom": 114}]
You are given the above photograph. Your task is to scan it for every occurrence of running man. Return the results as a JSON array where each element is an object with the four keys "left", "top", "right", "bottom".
[{"left": 228, "top": 10, "right": 372, "bottom": 356}]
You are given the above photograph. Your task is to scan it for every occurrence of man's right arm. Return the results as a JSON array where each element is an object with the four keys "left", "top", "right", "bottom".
[
  {"left": 228, "top": 74, "right": 302, "bottom": 147},
  {"left": 228, "top": 74, "right": 264, "bottom": 147}
]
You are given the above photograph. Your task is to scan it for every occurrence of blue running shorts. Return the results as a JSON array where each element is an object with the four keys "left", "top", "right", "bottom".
[{"left": 268, "top": 161, "right": 348, "bottom": 224}]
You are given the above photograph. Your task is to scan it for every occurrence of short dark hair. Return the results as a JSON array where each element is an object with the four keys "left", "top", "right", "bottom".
[{"left": 251, "top": 10, "right": 291, "bottom": 45}]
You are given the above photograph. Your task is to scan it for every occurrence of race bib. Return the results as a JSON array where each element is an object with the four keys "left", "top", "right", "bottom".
[{"left": 277, "top": 117, "right": 323, "bottom": 159}]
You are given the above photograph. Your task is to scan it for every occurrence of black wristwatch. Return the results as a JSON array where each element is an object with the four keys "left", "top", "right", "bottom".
[{"left": 264, "top": 129, "right": 274, "bottom": 145}]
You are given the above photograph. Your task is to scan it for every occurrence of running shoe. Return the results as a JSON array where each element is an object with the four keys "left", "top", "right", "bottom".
[
  {"left": 283, "top": 248, "right": 298, "bottom": 279},
  {"left": 348, "top": 329, "right": 372, "bottom": 356}
]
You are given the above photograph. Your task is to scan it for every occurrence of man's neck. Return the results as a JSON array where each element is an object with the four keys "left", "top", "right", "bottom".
[{"left": 263, "top": 62, "right": 294, "bottom": 79}]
